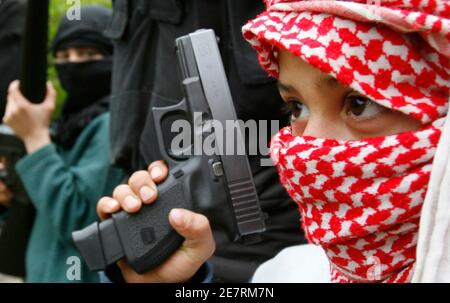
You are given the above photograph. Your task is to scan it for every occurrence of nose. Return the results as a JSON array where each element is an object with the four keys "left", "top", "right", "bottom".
[
  {"left": 302, "top": 114, "right": 348, "bottom": 140},
  {"left": 68, "top": 53, "right": 84, "bottom": 63}
]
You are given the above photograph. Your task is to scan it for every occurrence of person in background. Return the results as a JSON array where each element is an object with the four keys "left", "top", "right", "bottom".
[
  {"left": 2, "top": 5, "right": 125, "bottom": 282},
  {"left": 0, "top": 0, "right": 31, "bottom": 282}
]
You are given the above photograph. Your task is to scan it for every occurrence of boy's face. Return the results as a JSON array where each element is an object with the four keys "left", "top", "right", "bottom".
[{"left": 277, "top": 49, "right": 420, "bottom": 140}]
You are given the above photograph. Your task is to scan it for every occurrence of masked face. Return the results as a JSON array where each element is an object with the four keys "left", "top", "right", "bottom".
[
  {"left": 269, "top": 50, "right": 444, "bottom": 283},
  {"left": 56, "top": 57, "right": 112, "bottom": 114}
]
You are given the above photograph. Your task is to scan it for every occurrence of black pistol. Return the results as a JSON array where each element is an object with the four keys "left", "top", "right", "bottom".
[{"left": 72, "top": 29, "right": 266, "bottom": 274}]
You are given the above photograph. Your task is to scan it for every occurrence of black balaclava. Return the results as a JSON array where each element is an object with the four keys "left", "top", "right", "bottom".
[{"left": 51, "top": 5, "right": 113, "bottom": 149}]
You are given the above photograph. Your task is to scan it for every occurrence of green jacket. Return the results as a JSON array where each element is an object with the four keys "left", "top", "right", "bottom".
[{"left": 15, "top": 113, "right": 124, "bottom": 283}]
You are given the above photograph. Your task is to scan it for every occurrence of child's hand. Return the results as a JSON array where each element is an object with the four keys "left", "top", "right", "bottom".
[
  {"left": 97, "top": 161, "right": 216, "bottom": 283},
  {"left": 3, "top": 80, "right": 55, "bottom": 154}
]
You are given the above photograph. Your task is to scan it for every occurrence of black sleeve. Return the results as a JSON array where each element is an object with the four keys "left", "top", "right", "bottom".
[
  {"left": 104, "top": 263, "right": 126, "bottom": 283},
  {"left": 0, "top": 0, "right": 26, "bottom": 117},
  {"left": 0, "top": 0, "right": 27, "bottom": 37}
]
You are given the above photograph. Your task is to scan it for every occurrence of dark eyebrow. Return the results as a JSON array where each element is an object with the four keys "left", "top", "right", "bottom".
[
  {"left": 277, "top": 75, "right": 342, "bottom": 102},
  {"left": 277, "top": 81, "right": 297, "bottom": 93},
  {"left": 278, "top": 76, "right": 340, "bottom": 93},
  {"left": 277, "top": 81, "right": 305, "bottom": 102},
  {"left": 316, "top": 75, "right": 340, "bottom": 90}
]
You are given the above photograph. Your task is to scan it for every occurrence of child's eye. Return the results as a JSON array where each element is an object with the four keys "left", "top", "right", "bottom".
[
  {"left": 285, "top": 100, "right": 310, "bottom": 122},
  {"left": 344, "top": 93, "right": 385, "bottom": 121},
  {"left": 86, "top": 49, "right": 99, "bottom": 57},
  {"left": 77, "top": 49, "right": 100, "bottom": 60},
  {"left": 55, "top": 51, "right": 69, "bottom": 63}
]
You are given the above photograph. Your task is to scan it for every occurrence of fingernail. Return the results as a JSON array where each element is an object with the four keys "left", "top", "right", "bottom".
[
  {"left": 124, "top": 196, "right": 139, "bottom": 210},
  {"left": 107, "top": 199, "right": 119, "bottom": 212},
  {"left": 140, "top": 186, "right": 154, "bottom": 202},
  {"left": 151, "top": 167, "right": 163, "bottom": 179},
  {"left": 170, "top": 209, "right": 186, "bottom": 227}
]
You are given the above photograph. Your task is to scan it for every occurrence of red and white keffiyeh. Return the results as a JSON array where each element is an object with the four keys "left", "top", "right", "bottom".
[
  {"left": 270, "top": 124, "right": 441, "bottom": 282},
  {"left": 243, "top": 0, "right": 449, "bottom": 124},
  {"left": 242, "top": 0, "right": 450, "bottom": 283}
]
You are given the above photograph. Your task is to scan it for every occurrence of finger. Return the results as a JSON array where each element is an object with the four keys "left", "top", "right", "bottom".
[
  {"left": 8, "top": 81, "right": 29, "bottom": 106},
  {"left": 6, "top": 91, "right": 19, "bottom": 109},
  {"left": 128, "top": 170, "right": 158, "bottom": 204},
  {"left": 112, "top": 184, "right": 142, "bottom": 213},
  {"left": 3, "top": 96, "right": 19, "bottom": 123},
  {"left": 6, "top": 85, "right": 19, "bottom": 109},
  {"left": 97, "top": 197, "right": 120, "bottom": 221},
  {"left": 7, "top": 80, "right": 20, "bottom": 94},
  {"left": 46, "top": 81, "right": 56, "bottom": 96},
  {"left": 147, "top": 161, "right": 169, "bottom": 183},
  {"left": 43, "top": 82, "right": 56, "bottom": 110}
]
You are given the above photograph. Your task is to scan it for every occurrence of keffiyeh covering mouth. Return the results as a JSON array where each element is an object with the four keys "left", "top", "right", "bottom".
[{"left": 242, "top": 0, "right": 450, "bottom": 282}]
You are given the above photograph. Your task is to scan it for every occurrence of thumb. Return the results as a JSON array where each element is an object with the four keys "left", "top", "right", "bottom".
[
  {"left": 169, "top": 209, "right": 215, "bottom": 245},
  {"left": 169, "top": 208, "right": 215, "bottom": 263}
]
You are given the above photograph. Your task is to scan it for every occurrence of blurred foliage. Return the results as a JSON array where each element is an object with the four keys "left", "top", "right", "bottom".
[{"left": 48, "top": 0, "right": 112, "bottom": 118}]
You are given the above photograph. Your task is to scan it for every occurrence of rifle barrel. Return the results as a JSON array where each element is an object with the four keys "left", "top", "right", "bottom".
[{"left": 19, "top": 0, "right": 49, "bottom": 103}]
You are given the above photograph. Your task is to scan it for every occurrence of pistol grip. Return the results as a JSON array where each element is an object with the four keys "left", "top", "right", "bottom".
[
  {"left": 73, "top": 178, "right": 191, "bottom": 274},
  {"left": 114, "top": 181, "right": 188, "bottom": 273}
]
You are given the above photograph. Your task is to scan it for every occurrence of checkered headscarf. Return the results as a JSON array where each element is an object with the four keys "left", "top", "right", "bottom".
[{"left": 243, "top": 0, "right": 449, "bottom": 124}]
